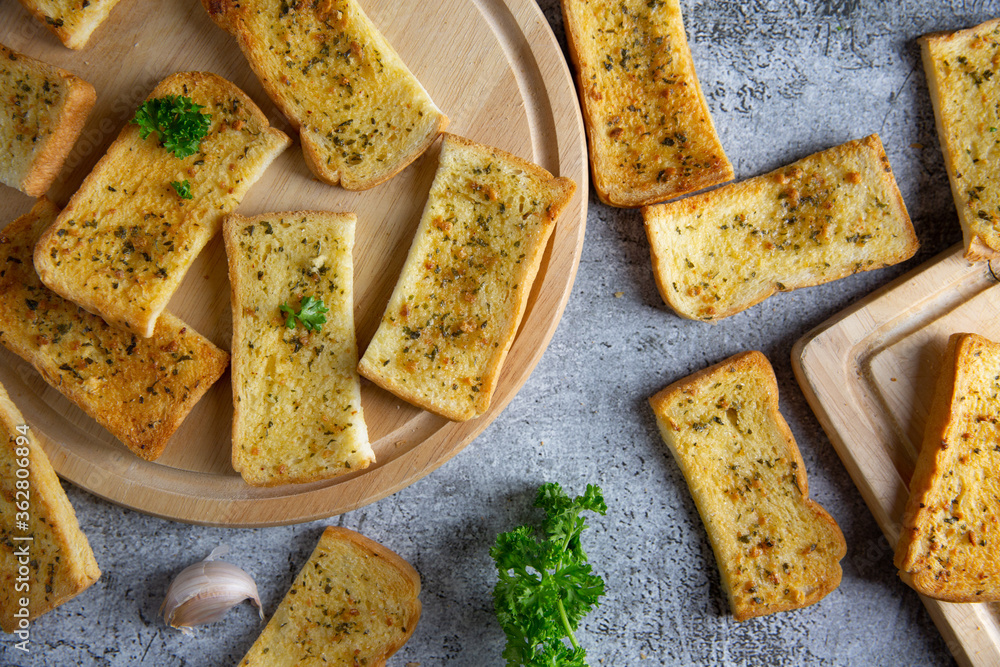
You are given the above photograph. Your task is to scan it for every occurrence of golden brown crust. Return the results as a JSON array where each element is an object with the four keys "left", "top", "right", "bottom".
[
  {"left": 649, "top": 351, "right": 846, "bottom": 621},
  {"left": 919, "top": 19, "right": 1000, "bottom": 262},
  {"left": 238, "top": 526, "right": 420, "bottom": 666},
  {"left": 0, "top": 199, "right": 230, "bottom": 460},
  {"left": 33, "top": 71, "right": 289, "bottom": 338},
  {"left": 643, "top": 134, "right": 918, "bottom": 321},
  {"left": 894, "top": 332, "right": 1000, "bottom": 602},
  {"left": 560, "top": 0, "right": 732, "bottom": 207},
  {"left": 224, "top": 211, "right": 374, "bottom": 486},
  {"left": 358, "top": 133, "right": 576, "bottom": 421},
  {"left": 201, "top": 0, "right": 447, "bottom": 190},
  {"left": 16, "top": 0, "right": 127, "bottom": 50},
  {"left": 0, "top": 44, "right": 96, "bottom": 197},
  {"left": 0, "top": 381, "right": 99, "bottom": 632}
]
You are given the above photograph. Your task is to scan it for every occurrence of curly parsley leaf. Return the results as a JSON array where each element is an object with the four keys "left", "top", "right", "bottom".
[
  {"left": 170, "top": 180, "right": 192, "bottom": 200},
  {"left": 279, "top": 296, "right": 329, "bottom": 332},
  {"left": 132, "top": 95, "right": 211, "bottom": 159},
  {"left": 491, "top": 483, "right": 606, "bottom": 667}
]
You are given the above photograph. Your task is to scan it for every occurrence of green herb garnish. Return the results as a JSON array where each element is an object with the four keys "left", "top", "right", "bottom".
[
  {"left": 491, "top": 483, "right": 607, "bottom": 667},
  {"left": 171, "top": 180, "right": 192, "bottom": 199},
  {"left": 280, "top": 296, "right": 329, "bottom": 332},
  {"left": 132, "top": 95, "right": 211, "bottom": 159}
]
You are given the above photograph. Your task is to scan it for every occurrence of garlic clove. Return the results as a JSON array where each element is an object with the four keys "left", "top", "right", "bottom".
[{"left": 161, "top": 546, "right": 263, "bottom": 635}]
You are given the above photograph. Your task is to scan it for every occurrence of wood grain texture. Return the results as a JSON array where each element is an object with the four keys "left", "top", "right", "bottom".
[
  {"left": 792, "top": 245, "right": 1000, "bottom": 667},
  {"left": 0, "top": 0, "right": 587, "bottom": 526}
]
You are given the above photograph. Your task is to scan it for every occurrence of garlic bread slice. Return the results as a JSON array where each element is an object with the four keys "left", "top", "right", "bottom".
[
  {"left": 16, "top": 0, "right": 126, "bottom": 49},
  {"left": 895, "top": 332, "right": 1000, "bottom": 601},
  {"left": 0, "top": 43, "right": 95, "bottom": 197},
  {"left": 920, "top": 19, "right": 1000, "bottom": 261},
  {"left": 34, "top": 71, "right": 290, "bottom": 338},
  {"left": 358, "top": 134, "right": 575, "bottom": 421},
  {"left": 0, "top": 379, "right": 99, "bottom": 632},
  {"left": 239, "top": 527, "right": 420, "bottom": 666},
  {"left": 203, "top": 0, "right": 447, "bottom": 190},
  {"left": 649, "top": 351, "right": 846, "bottom": 621},
  {"left": 643, "top": 134, "right": 917, "bottom": 321},
  {"left": 224, "top": 211, "right": 373, "bottom": 486}
]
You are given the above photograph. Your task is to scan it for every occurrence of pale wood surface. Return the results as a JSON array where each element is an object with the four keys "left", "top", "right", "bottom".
[
  {"left": 0, "top": 0, "right": 587, "bottom": 525},
  {"left": 792, "top": 245, "right": 1000, "bottom": 667}
]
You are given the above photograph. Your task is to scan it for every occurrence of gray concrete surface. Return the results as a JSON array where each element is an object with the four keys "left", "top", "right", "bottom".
[{"left": 3, "top": 0, "right": 994, "bottom": 664}]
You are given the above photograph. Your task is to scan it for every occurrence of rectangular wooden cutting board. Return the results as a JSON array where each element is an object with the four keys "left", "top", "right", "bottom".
[{"left": 793, "top": 245, "right": 1000, "bottom": 667}]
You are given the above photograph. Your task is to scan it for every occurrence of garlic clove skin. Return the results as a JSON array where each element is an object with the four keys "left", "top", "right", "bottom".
[{"left": 161, "top": 546, "right": 263, "bottom": 635}]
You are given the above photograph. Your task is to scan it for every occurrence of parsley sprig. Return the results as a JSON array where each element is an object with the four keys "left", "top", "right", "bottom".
[
  {"left": 280, "top": 296, "right": 328, "bottom": 332},
  {"left": 491, "top": 483, "right": 607, "bottom": 667},
  {"left": 132, "top": 95, "right": 211, "bottom": 159},
  {"left": 171, "top": 180, "right": 192, "bottom": 199}
]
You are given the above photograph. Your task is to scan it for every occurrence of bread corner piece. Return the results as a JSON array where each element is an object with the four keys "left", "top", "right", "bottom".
[
  {"left": 15, "top": 0, "right": 125, "bottom": 49},
  {"left": 920, "top": 18, "right": 1000, "bottom": 262},
  {"left": 0, "top": 380, "right": 99, "bottom": 633},
  {"left": 0, "top": 198, "right": 229, "bottom": 460},
  {"left": 224, "top": 211, "right": 373, "bottom": 486},
  {"left": 649, "top": 351, "right": 846, "bottom": 621},
  {"left": 560, "top": 0, "right": 732, "bottom": 207},
  {"left": 239, "top": 526, "right": 420, "bottom": 666},
  {"left": 33, "top": 71, "right": 290, "bottom": 338},
  {"left": 359, "top": 133, "right": 576, "bottom": 421},
  {"left": 643, "top": 134, "right": 917, "bottom": 321},
  {"left": 895, "top": 332, "right": 1000, "bottom": 602},
  {"left": 202, "top": 0, "right": 447, "bottom": 190},
  {"left": 0, "top": 42, "right": 95, "bottom": 196}
]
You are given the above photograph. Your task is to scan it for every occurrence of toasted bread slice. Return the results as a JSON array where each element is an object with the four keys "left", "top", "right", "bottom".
[
  {"left": 33, "top": 71, "right": 290, "bottom": 338},
  {"left": 0, "top": 380, "right": 99, "bottom": 633},
  {"left": 224, "top": 211, "right": 374, "bottom": 486},
  {"left": 239, "top": 526, "right": 421, "bottom": 666},
  {"left": 560, "top": 0, "right": 732, "bottom": 207},
  {"left": 643, "top": 134, "right": 917, "bottom": 321},
  {"left": 358, "top": 134, "right": 576, "bottom": 421},
  {"left": 203, "top": 0, "right": 447, "bottom": 190},
  {"left": 920, "top": 19, "right": 1000, "bottom": 261},
  {"left": 15, "top": 0, "right": 126, "bottom": 49},
  {"left": 0, "top": 199, "right": 229, "bottom": 460},
  {"left": 0, "top": 43, "right": 95, "bottom": 196},
  {"left": 649, "top": 351, "right": 846, "bottom": 621},
  {"left": 895, "top": 333, "right": 1000, "bottom": 601}
]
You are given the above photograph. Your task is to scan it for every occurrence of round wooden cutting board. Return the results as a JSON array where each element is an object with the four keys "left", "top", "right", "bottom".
[{"left": 0, "top": 0, "right": 587, "bottom": 526}]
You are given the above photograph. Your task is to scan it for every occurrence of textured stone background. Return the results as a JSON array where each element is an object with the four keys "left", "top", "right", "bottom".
[{"left": 4, "top": 0, "right": 998, "bottom": 665}]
